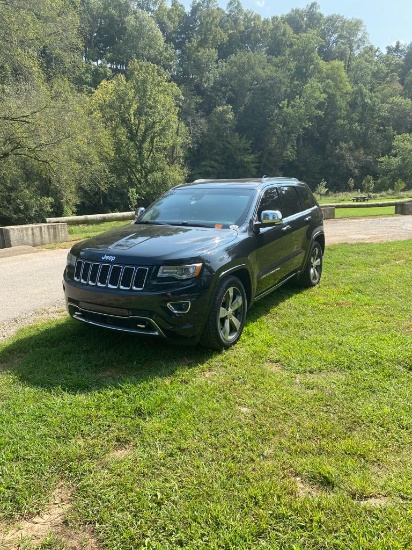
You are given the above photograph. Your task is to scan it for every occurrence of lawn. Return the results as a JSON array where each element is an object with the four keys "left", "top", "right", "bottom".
[
  {"left": 0, "top": 241, "right": 411, "bottom": 549},
  {"left": 318, "top": 193, "right": 412, "bottom": 219},
  {"left": 68, "top": 220, "right": 128, "bottom": 242},
  {"left": 335, "top": 206, "right": 395, "bottom": 218}
]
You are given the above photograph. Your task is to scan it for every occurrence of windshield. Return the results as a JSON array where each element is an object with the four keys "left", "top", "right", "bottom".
[{"left": 138, "top": 187, "right": 255, "bottom": 228}]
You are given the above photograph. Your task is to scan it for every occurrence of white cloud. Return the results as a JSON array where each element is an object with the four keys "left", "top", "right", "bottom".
[{"left": 254, "top": 0, "right": 266, "bottom": 7}]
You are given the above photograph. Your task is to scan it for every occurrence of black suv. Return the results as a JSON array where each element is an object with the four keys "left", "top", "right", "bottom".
[{"left": 63, "top": 178, "right": 324, "bottom": 350}]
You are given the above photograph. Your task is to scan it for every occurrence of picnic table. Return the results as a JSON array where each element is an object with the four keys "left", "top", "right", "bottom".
[{"left": 352, "top": 196, "right": 370, "bottom": 202}]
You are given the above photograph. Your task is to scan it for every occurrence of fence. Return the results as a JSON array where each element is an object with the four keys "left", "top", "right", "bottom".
[{"left": 321, "top": 200, "right": 412, "bottom": 219}]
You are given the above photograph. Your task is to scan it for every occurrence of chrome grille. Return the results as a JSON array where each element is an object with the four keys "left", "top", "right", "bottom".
[{"left": 74, "top": 260, "right": 148, "bottom": 290}]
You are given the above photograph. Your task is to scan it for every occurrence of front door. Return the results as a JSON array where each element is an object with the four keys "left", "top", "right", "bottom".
[{"left": 252, "top": 186, "right": 296, "bottom": 296}]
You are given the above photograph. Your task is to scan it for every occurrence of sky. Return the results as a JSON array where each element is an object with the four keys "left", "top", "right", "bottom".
[{"left": 180, "top": 0, "right": 412, "bottom": 51}]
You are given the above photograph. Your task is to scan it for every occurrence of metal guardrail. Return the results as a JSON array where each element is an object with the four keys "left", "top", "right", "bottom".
[
  {"left": 323, "top": 199, "right": 412, "bottom": 209},
  {"left": 320, "top": 199, "right": 412, "bottom": 219},
  {"left": 45, "top": 212, "right": 135, "bottom": 225},
  {"left": 45, "top": 200, "right": 412, "bottom": 225}
]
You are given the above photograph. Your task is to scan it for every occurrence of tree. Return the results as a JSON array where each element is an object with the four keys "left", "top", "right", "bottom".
[
  {"left": 91, "top": 60, "right": 188, "bottom": 206},
  {"left": 175, "top": 0, "right": 228, "bottom": 96},
  {"left": 378, "top": 133, "right": 412, "bottom": 190},
  {"left": 0, "top": 0, "right": 81, "bottom": 85},
  {"left": 318, "top": 14, "right": 368, "bottom": 70},
  {"left": 394, "top": 178, "right": 406, "bottom": 193},
  {"left": 79, "top": 0, "right": 132, "bottom": 67},
  {"left": 0, "top": 0, "right": 116, "bottom": 223},
  {"left": 361, "top": 175, "right": 374, "bottom": 194},
  {"left": 119, "top": 10, "right": 176, "bottom": 70},
  {"left": 310, "top": 61, "right": 352, "bottom": 185},
  {"left": 188, "top": 105, "right": 257, "bottom": 179},
  {"left": 154, "top": 0, "right": 186, "bottom": 50},
  {"left": 345, "top": 52, "right": 395, "bottom": 182},
  {"left": 213, "top": 51, "right": 289, "bottom": 157},
  {"left": 219, "top": 5, "right": 270, "bottom": 58},
  {"left": 282, "top": 2, "right": 323, "bottom": 35},
  {"left": 315, "top": 179, "right": 328, "bottom": 196},
  {"left": 0, "top": 82, "right": 113, "bottom": 223}
]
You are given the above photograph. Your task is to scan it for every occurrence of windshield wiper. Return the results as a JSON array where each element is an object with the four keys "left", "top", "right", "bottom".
[
  {"left": 135, "top": 220, "right": 210, "bottom": 228},
  {"left": 177, "top": 221, "right": 210, "bottom": 227},
  {"left": 134, "top": 220, "right": 169, "bottom": 225}
]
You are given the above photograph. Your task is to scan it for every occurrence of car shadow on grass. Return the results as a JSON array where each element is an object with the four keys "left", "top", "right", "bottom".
[
  {"left": 0, "top": 319, "right": 213, "bottom": 392},
  {"left": 0, "top": 282, "right": 301, "bottom": 392}
]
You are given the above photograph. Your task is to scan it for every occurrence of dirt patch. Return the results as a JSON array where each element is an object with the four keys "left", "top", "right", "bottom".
[
  {"left": 199, "top": 370, "right": 217, "bottom": 379},
  {"left": 106, "top": 446, "right": 134, "bottom": 461},
  {"left": 357, "top": 496, "right": 391, "bottom": 507},
  {"left": 0, "top": 484, "right": 99, "bottom": 549},
  {"left": 264, "top": 359, "right": 283, "bottom": 372},
  {"left": 294, "top": 476, "right": 323, "bottom": 498},
  {"left": 238, "top": 405, "right": 253, "bottom": 414}
]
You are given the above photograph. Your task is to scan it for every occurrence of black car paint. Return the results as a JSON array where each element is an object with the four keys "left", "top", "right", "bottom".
[{"left": 63, "top": 179, "right": 324, "bottom": 346}]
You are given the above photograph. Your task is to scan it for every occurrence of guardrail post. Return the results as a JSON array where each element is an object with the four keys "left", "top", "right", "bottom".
[
  {"left": 321, "top": 206, "right": 335, "bottom": 219},
  {"left": 395, "top": 202, "right": 412, "bottom": 215},
  {"left": 0, "top": 223, "right": 69, "bottom": 248}
]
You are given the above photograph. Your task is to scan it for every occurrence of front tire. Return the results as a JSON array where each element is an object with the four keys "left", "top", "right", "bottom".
[
  {"left": 201, "top": 276, "right": 247, "bottom": 350},
  {"left": 299, "top": 241, "right": 323, "bottom": 287}
]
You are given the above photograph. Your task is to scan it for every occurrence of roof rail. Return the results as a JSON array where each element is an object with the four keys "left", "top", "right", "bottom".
[{"left": 193, "top": 176, "right": 300, "bottom": 183}]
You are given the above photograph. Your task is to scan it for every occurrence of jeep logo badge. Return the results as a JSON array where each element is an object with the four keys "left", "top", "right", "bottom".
[{"left": 102, "top": 255, "right": 116, "bottom": 261}]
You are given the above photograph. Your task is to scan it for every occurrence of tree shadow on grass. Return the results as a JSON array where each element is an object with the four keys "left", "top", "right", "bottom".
[{"left": 0, "top": 282, "right": 301, "bottom": 392}]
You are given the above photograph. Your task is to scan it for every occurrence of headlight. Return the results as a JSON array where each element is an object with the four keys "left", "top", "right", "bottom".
[
  {"left": 67, "top": 251, "right": 77, "bottom": 267},
  {"left": 158, "top": 263, "right": 202, "bottom": 279}
]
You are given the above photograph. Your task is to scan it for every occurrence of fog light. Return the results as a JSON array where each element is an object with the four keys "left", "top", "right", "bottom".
[{"left": 167, "top": 301, "right": 191, "bottom": 314}]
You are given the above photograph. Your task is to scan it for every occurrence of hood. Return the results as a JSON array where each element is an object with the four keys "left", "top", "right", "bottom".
[{"left": 71, "top": 222, "right": 238, "bottom": 264}]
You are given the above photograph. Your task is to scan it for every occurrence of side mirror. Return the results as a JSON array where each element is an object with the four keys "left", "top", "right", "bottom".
[
  {"left": 135, "top": 206, "right": 145, "bottom": 220},
  {"left": 254, "top": 210, "right": 283, "bottom": 231}
]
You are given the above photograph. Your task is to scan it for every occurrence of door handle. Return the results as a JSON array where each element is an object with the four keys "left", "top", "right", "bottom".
[
  {"left": 282, "top": 225, "right": 292, "bottom": 231},
  {"left": 304, "top": 216, "right": 312, "bottom": 222}
]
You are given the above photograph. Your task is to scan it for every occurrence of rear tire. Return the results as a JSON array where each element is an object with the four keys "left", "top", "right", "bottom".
[
  {"left": 299, "top": 241, "right": 323, "bottom": 287},
  {"left": 200, "top": 276, "right": 247, "bottom": 350}
]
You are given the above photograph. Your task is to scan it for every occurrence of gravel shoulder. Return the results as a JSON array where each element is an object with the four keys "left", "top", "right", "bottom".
[
  {"left": 324, "top": 215, "right": 412, "bottom": 244},
  {"left": 1, "top": 216, "right": 411, "bottom": 342}
]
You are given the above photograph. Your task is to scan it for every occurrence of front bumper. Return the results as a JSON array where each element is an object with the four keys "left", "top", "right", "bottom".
[{"left": 63, "top": 274, "right": 211, "bottom": 343}]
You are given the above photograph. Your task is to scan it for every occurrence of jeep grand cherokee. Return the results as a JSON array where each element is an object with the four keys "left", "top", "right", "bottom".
[{"left": 63, "top": 177, "right": 325, "bottom": 350}]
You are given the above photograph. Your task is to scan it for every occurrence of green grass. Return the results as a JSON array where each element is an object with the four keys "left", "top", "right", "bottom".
[
  {"left": 1, "top": 241, "right": 412, "bottom": 549},
  {"left": 318, "top": 192, "right": 412, "bottom": 219},
  {"left": 335, "top": 206, "right": 395, "bottom": 218},
  {"left": 319, "top": 192, "right": 412, "bottom": 205},
  {"left": 43, "top": 221, "right": 128, "bottom": 249},
  {"left": 68, "top": 220, "right": 128, "bottom": 241}
]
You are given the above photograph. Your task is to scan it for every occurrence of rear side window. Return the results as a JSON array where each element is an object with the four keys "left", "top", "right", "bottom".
[
  {"left": 296, "top": 185, "right": 317, "bottom": 210},
  {"left": 280, "top": 186, "right": 301, "bottom": 218}
]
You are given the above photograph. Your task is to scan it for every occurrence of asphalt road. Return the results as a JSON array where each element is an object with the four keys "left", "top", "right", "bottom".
[
  {"left": 0, "top": 247, "right": 68, "bottom": 339},
  {"left": 0, "top": 216, "right": 411, "bottom": 339}
]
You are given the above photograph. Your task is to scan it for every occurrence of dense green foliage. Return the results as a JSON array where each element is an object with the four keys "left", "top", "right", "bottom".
[{"left": 1, "top": 0, "right": 412, "bottom": 224}]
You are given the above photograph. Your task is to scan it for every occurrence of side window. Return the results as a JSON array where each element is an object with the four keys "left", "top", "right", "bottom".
[
  {"left": 296, "top": 185, "right": 316, "bottom": 210},
  {"left": 257, "top": 187, "right": 282, "bottom": 220},
  {"left": 280, "top": 186, "right": 301, "bottom": 218}
]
